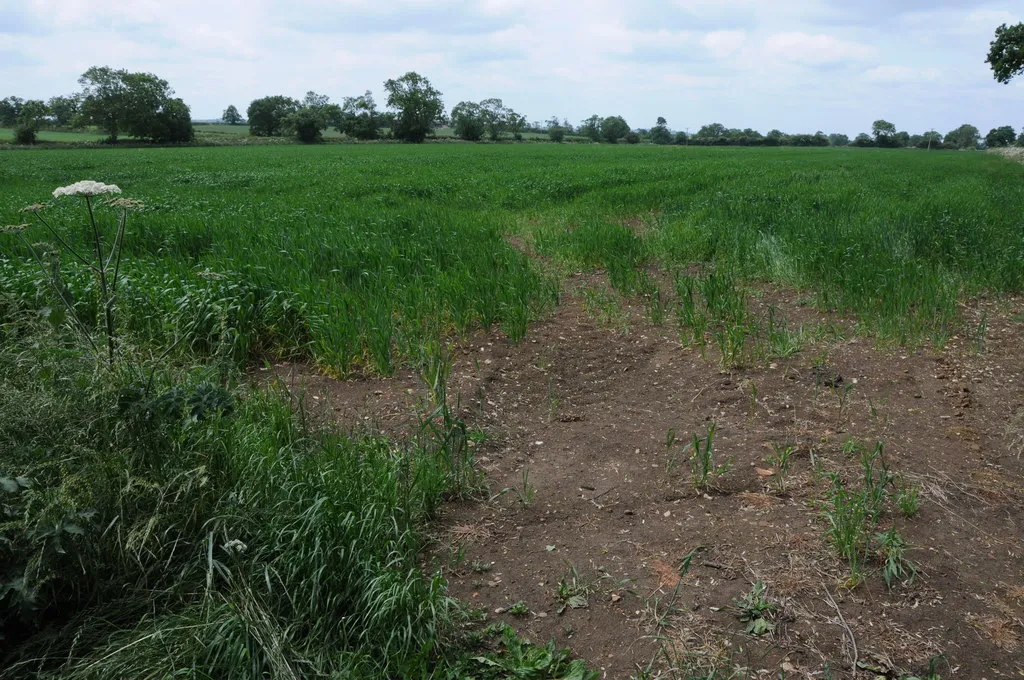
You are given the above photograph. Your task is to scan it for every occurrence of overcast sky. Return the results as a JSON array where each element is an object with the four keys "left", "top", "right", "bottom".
[{"left": 2, "top": 0, "right": 1022, "bottom": 136}]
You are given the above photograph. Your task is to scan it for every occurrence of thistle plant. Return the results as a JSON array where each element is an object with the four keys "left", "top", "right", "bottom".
[{"left": 9, "top": 180, "right": 141, "bottom": 364}]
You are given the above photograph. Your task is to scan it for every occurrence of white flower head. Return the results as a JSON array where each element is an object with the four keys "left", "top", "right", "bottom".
[{"left": 52, "top": 180, "right": 122, "bottom": 199}]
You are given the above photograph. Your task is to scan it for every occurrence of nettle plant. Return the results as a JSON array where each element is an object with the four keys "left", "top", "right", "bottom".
[{"left": 6, "top": 180, "right": 143, "bottom": 363}]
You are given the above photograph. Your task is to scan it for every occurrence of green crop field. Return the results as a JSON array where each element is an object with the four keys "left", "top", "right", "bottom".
[
  {"left": 3, "top": 143, "right": 1024, "bottom": 679},
  {"left": 4, "top": 145, "right": 1023, "bottom": 372}
]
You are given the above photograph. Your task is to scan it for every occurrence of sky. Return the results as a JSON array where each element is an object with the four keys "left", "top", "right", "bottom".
[{"left": 1, "top": 0, "right": 1022, "bottom": 137}]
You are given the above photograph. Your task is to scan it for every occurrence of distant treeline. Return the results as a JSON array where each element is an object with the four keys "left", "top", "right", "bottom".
[{"left": 5, "top": 67, "right": 1024, "bottom": 150}]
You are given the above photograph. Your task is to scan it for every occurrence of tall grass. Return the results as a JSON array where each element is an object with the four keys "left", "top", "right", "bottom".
[{"left": 0, "top": 325, "right": 476, "bottom": 678}]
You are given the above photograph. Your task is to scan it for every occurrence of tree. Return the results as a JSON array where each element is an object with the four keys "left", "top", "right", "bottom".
[
  {"left": 383, "top": 72, "right": 444, "bottom": 143},
  {"left": 579, "top": 115, "right": 601, "bottom": 142},
  {"left": 47, "top": 95, "right": 80, "bottom": 127},
  {"left": 451, "top": 101, "right": 485, "bottom": 141},
  {"left": 548, "top": 126, "right": 566, "bottom": 143},
  {"left": 285, "top": 107, "right": 326, "bottom": 143},
  {"left": 946, "top": 124, "right": 980, "bottom": 150},
  {"left": 1018, "top": 130, "right": 1024, "bottom": 147},
  {"left": 600, "top": 115, "right": 630, "bottom": 143},
  {"left": 985, "top": 125, "right": 1016, "bottom": 147},
  {"left": 77, "top": 66, "right": 193, "bottom": 143},
  {"left": 651, "top": 117, "right": 672, "bottom": 145},
  {"left": 337, "top": 91, "right": 380, "bottom": 140},
  {"left": 696, "top": 122, "right": 726, "bottom": 141},
  {"left": 921, "top": 130, "right": 942, "bottom": 150},
  {"left": 986, "top": 23, "right": 1024, "bottom": 83},
  {"left": 222, "top": 105, "right": 243, "bottom": 125},
  {"left": 624, "top": 131, "right": 640, "bottom": 144},
  {"left": 0, "top": 96, "right": 22, "bottom": 126},
  {"left": 479, "top": 98, "right": 507, "bottom": 141},
  {"left": 828, "top": 133, "right": 850, "bottom": 146},
  {"left": 673, "top": 131, "right": 688, "bottom": 145},
  {"left": 13, "top": 99, "right": 47, "bottom": 144},
  {"left": 894, "top": 131, "right": 911, "bottom": 148},
  {"left": 851, "top": 133, "right": 874, "bottom": 147},
  {"left": 871, "top": 119, "right": 897, "bottom": 147},
  {"left": 247, "top": 95, "right": 298, "bottom": 136}
]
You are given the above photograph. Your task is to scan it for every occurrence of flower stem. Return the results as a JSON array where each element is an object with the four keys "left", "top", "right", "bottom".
[{"left": 86, "top": 195, "right": 116, "bottom": 363}]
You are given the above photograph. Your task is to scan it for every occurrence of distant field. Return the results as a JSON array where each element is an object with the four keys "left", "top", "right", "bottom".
[
  {"left": 0, "top": 126, "right": 109, "bottom": 142},
  {"left": 3, "top": 144, "right": 1023, "bottom": 372}
]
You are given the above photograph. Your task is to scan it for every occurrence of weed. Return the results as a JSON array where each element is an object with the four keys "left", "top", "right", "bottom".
[
  {"left": 734, "top": 581, "right": 777, "bottom": 636},
  {"left": 767, "top": 443, "right": 795, "bottom": 493},
  {"left": 472, "top": 560, "right": 493, "bottom": 574},
  {"left": 897, "top": 483, "right": 921, "bottom": 517},
  {"left": 876, "top": 527, "right": 916, "bottom": 589},
  {"left": 686, "top": 423, "right": 731, "bottom": 492},
  {"left": 507, "top": 600, "right": 530, "bottom": 616},
  {"left": 555, "top": 565, "right": 596, "bottom": 615}
]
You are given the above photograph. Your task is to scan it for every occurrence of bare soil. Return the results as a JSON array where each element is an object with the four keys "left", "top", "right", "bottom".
[{"left": 264, "top": 276, "right": 1024, "bottom": 679}]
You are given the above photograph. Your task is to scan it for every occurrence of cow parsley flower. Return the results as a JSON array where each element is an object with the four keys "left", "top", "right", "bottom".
[
  {"left": 0, "top": 223, "right": 30, "bottom": 233},
  {"left": 52, "top": 180, "right": 121, "bottom": 198},
  {"left": 20, "top": 203, "right": 47, "bottom": 213}
]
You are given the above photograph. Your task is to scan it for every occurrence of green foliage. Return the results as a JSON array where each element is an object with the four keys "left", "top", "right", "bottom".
[
  {"left": 734, "top": 581, "right": 777, "bottom": 635},
  {"left": 12, "top": 124, "right": 37, "bottom": 145},
  {"left": 986, "top": 22, "right": 1024, "bottom": 83},
  {"left": 246, "top": 95, "right": 298, "bottom": 136},
  {"left": 600, "top": 115, "right": 630, "bottom": 143},
  {"left": 337, "top": 90, "right": 380, "bottom": 140},
  {"left": 872, "top": 119, "right": 897, "bottom": 147},
  {"left": 455, "top": 623, "right": 598, "bottom": 680},
  {"left": 548, "top": 125, "right": 566, "bottom": 143},
  {"left": 384, "top": 71, "right": 444, "bottom": 143},
  {"left": 0, "top": 95, "right": 22, "bottom": 126},
  {"left": 945, "top": 123, "right": 980, "bottom": 150},
  {"left": 221, "top": 104, "right": 243, "bottom": 125},
  {"left": 47, "top": 94, "right": 81, "bottom": 127},
  {"left": 451, "top": 100, "right": 486, "bottom": 141},
  {"left": 77, "top": 66, "right": 193, "bottom": 143},
  {"left": 651, "top": 117, "right": 672, "bottom": 145},
  {"left": 828, "top": 133, "right": 850, "bottom": 146},
  {"left": 985, "top": 125, "right": 1017, "bottom": 147},
  {"left": 285, "top": 107, "right": 326, "bottom": 143},
  {"left": 624, "top": 131, "right": 641, "bottom": 144}
]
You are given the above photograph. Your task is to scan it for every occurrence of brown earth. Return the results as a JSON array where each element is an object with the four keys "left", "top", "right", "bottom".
[{"left": 262, "top": 276, "right": 1024, "bottom": 679}]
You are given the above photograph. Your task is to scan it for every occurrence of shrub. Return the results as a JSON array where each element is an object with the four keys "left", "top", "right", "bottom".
[
  {"left": 12, "top": 124, "right": 37, "bottom": 145},
  {"left": 548, "top": 126, "right": 566, "bottom": 143},
  {"left": 624, "top": 131, "right": 640, "bottom": 144}
]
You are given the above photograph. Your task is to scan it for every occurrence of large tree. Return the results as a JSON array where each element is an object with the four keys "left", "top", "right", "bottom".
[
  {"left": 651, "top": 116, "right": 672, "bottom": 145},
  {"left": 451, "top": 101, "right": 486, "bottom": 141},
  {"left": 986, "top": 23, "right": 1024, "bottom": 83},
  {"left": 383, "top": 72, "right": 444, "bottom": 143},
  {"left": 600, "top": 115, "right": 630, "bottom": 143},
  {"left": 222, "top": 104, "right": 243, "bottom": 125},
  {"left": 337, "top": 91, "right": 380, "bottom": 140},
  {"left": 985, "top": 125, "right": 1017, "bottom": 147},
  {"left": 78, "top": 66, "right": 193, "bottom": 142},
  {"left": 0, "top": 96, "right": 23, "bottom": 126},
  {"left": 47, "top": 94, "right": 80, "bottom": 127},
  {"left": 871, "top": 119, "right": 897, "bottom": 147},
  {"left": 247, "top": 95, "right": 299, "bottom": 136},
  {"left": 946, "top": 124, "right": 980, "bottom": 150}
]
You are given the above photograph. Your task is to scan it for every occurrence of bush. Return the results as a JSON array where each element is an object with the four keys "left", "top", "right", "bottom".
[
  {"left": 288, "top": 108, "right": 325, "bottom": 143},
  {"left": 624, "top": 131, "right": 640, "bottom": 144},
  {"left": 12, "top": 125, "right": 37, "bottom": 145},
  {"left": 548, "top": 126, "right": 566, "bottom": 143}
]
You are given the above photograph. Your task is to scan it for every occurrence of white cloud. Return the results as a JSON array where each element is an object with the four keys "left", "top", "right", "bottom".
[
  {"left": 763, "top": 32, "right": 874, "bottom": 64},
  {"left": 701, "top": 31, "right": 745, "bottom": 59}
]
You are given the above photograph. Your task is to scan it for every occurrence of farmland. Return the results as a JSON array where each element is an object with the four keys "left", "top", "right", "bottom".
[{"left": 2, "top": 144, "right": 1024, "bottom": 678}]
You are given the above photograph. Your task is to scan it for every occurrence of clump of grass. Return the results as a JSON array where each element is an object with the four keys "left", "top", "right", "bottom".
[{"left": 820, "top": 440, "right": 916, "bottom": 588}]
